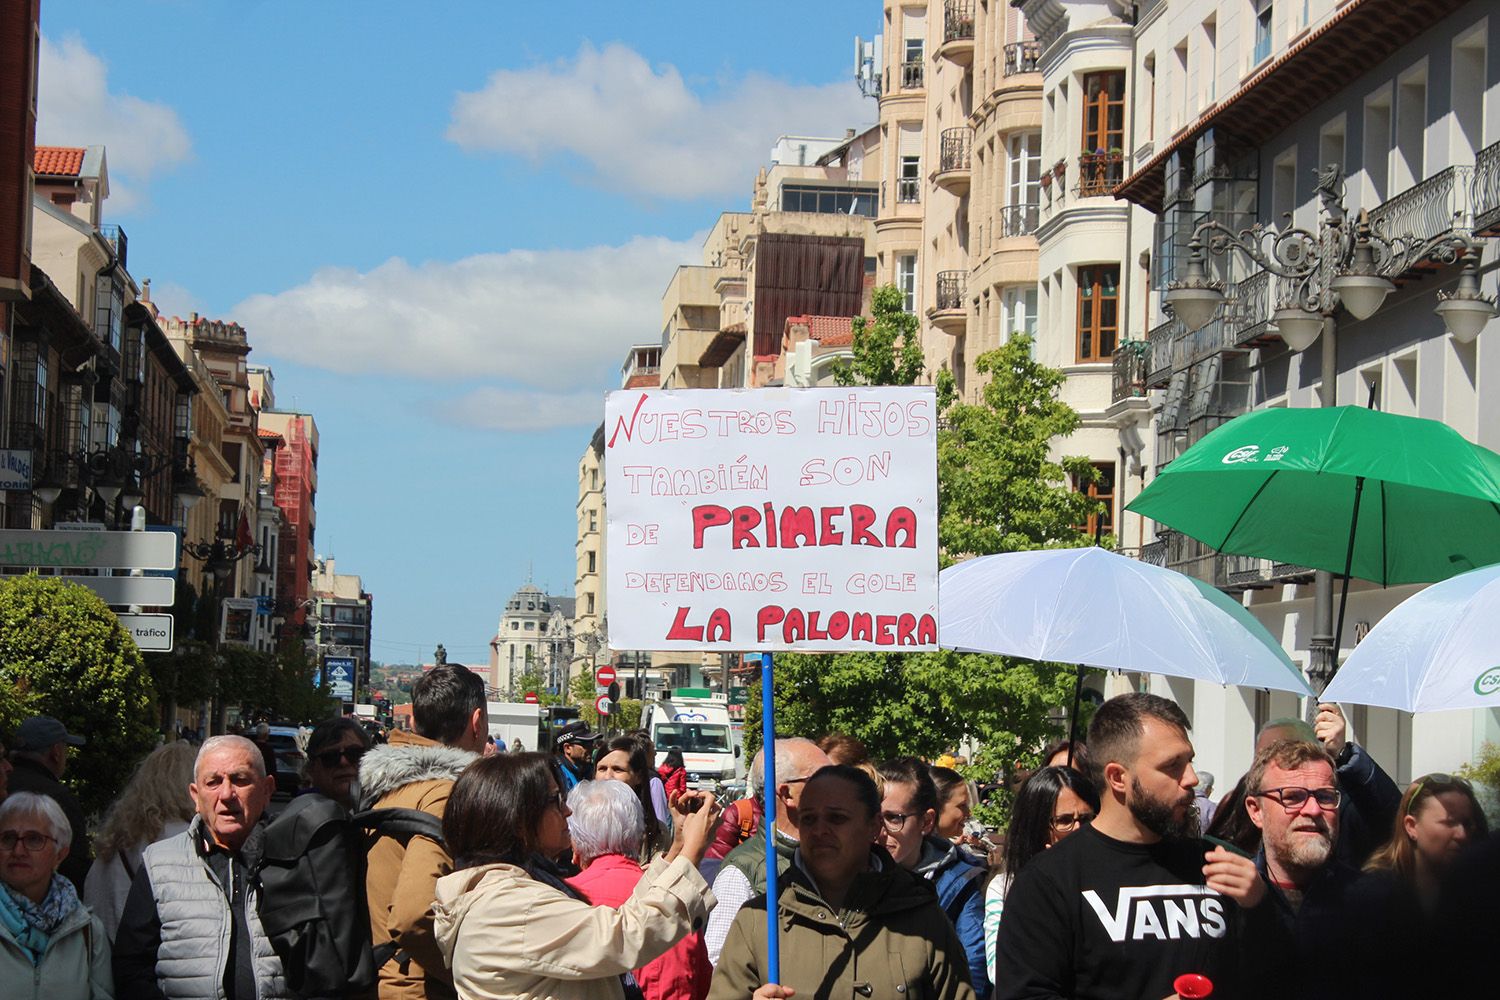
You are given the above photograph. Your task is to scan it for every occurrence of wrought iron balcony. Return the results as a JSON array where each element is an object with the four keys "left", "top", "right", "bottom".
[
  {"left": 943, "top": 1, "right": 975, "bottom": 43},
  {"left": 902, "top": 60, "right": 924, "bottom": 90},
  {"left": 929, "top": 271, "right": 967, "bottom": 335},
  {"left": 1111, "top": 340, "right": 1151, "bottom": 403},
  {"left": 1077, "top": 152, "right": 1125, "bottom": 197},
  {"left": 1003, "top": 41, "right": 1040, "bottom": 76},
  {"left": 1368, "top": 164, "right": 1475, "bottom": 262},
  {"left": 1474, "top": 138, "right": 1500, "bottom": 235},
  {"left": 998, "top": 203, "right": 1039, "bottom": 238},
  {"left": 1145, "top": 316, "right": 1181, "bottom": 388},
  {"left": 936, "top": 128, "right": 972, "bottom": 196},
  {"left": 935, "top": 271, "right": 966, "bottom": 311}
]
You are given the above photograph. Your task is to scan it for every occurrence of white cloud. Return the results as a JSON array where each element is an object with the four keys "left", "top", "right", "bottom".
[
  {"left": 232, "top": 236, "right": 697, "bottom": 428},
  {"left": 142, "top": 279, "right": 200, "bottom": 322},
  {"left": 435, "top": 387, "right": 606, "bottom": 431},
  {"left": 37, "top": 34, "right": 192, "bottom": 214},
  {"left": 447, "top": 42, "right": 870, "bottom": 200}
]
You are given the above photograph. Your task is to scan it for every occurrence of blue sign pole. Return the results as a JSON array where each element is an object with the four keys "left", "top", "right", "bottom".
[{"left": 760, "top": 650, "right": 779, "bottom": 984}]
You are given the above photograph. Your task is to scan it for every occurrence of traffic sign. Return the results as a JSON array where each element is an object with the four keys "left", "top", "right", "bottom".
[
  {"left": 325, "top": 657, "right": 356, "bottom": 701},
  {"left": 0, "top": 528, "right": 178, "bottom": 570},
  {"left": 117, "top": 613, "right": 173, "bottom": 652},
  {"left": 607, "top": 680, "right": 621, "bottom": 704},
  {"left": 595, "top": 694, "right": 612, "bottom": 715},
  {"left": 63, "top": 575, "right": 175, "bottom": 607},
  {"left": 524, "top": 691, "right": 539, "bottom": 704},
  {"left": 595, "top": 665, "right": 617, "bottom": 686}
]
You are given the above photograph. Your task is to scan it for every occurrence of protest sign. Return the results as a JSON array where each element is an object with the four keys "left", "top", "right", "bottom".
[{"left": 605, "top": 386, "right": 938, "bottom": 651}]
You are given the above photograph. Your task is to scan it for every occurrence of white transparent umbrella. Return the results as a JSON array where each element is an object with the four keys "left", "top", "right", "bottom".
[
  {"left": 939, "top": 548, "right": 1312, "bottom": 736},
  {"left": 1320, "top": 562, "right": 1500, "bottom": 713}
]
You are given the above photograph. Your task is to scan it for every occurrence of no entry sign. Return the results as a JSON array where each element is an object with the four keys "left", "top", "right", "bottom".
[{"left": 595, "top": 665, "right": 617, "bottom": 686}]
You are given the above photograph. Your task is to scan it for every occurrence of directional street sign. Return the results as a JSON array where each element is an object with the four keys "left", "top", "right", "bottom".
[
  {"left": 64, "top": 575, "right": 176, "bottom": 607},
  {"left": 117, "top": 613, "right": 174, "bottom": 652},
  {"left": 0, "top": 529, "right": 178, "bottom": 571}
]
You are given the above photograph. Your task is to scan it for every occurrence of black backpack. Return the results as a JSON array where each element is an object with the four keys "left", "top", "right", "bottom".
[{"left": 254, "top": 794, "right": 445, "bottom": 999}]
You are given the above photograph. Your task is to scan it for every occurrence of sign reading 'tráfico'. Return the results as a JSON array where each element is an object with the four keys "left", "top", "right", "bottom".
[{"left": 605, "top": 387, "right": 937, "bottom": 652}]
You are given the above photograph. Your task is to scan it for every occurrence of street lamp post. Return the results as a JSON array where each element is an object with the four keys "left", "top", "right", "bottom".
[
  {"left": 1164, "top": 166, "right": 1496, "bottom": 696},
  {"left": 183, "top": 525, "right": 269, "bottom": 734}
]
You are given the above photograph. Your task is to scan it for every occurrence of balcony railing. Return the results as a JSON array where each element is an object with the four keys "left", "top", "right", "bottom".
[
  {"left": 935, "top": 271, "right": 966, "bottom": 311},
  {"left": 897, "top": 177, "right": 921, "bottom": 203},
  {"left": 1077, "top": 152, "right": 1125, "bottom": 197},
  {"left": 1368, "top": 164, "right": 1474, "bottom": 249},
  {"left": 940, "top": 128, "right": 972, "bottom": 173},
  {"left": 902, "top": 60, "right": 924, "bottom": 89},
  {"left": 1474, "top": 138, "right": 1500, "bottom": 233},
  {"left": 998, "top": 203, "right": 1040, "bottom": 237},
  {"left": 1003, "top": 41, "right": 1040, "bottom": 76},
  {"left": 98, "top": 224, "right": 127, "bottom": 271},
  {"left": 1111, "top": 340, "right": 1151, "bottom": 403},
  {"left": 1145, "top": 316, "right": 1180, "bottom": 388},
  {"left": 943, "top": 1, "right": 975, "bottom": 43}
]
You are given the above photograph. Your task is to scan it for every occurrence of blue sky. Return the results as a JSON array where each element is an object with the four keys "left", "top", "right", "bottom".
[{"left": 38, "top": 1, "right": 877, "bottom": 667}]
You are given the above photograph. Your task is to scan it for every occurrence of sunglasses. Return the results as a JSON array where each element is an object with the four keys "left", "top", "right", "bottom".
[
  {"left": 312, "top": 747, "right": 366, "bottom": 768},
  {"left": 545, "top": 790, "right": 568, "bottom": 812}
]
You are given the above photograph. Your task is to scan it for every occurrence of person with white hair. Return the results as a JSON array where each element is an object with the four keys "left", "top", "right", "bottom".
[
  {"left": 565, "top": 780, "right": 711, "bottom": 1000},
  {"left": 112, "top": 734, "right": 290, "bottom": 1000},
  {"left": 0, "top": 791, "right": 112, "bottom": 999}
]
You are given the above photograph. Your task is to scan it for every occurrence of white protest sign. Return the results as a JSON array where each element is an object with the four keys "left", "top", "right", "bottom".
[{"left": 605, "top": 386, "right": 938, "bottom": 652}]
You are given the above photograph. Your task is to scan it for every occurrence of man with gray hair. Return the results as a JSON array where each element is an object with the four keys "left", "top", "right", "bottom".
[
  {"left": 703, "top": 736, "right": 830, "bottom": 965},
  {"left": 1215, "top": 705, "right": 1400, "bottom": 866},
  {"left": 565, "top": 779, "right": 714, "bottom": 997},
  {"left": 114, "top": 734, "right": 290, "bottom": 999}
]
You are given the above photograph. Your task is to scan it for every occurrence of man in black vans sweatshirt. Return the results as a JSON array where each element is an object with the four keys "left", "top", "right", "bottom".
[{"left": 994, "top": 693, "right": 1276, "bottom": 1000}]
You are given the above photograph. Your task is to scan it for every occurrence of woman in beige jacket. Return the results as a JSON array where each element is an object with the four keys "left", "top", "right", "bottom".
[{"left": 433, "top": 752, "right": 721, "bottom": 1000}]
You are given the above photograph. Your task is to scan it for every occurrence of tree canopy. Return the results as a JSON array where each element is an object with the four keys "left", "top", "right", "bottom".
[{"left": 0, "top": 575, "right": 159, "bottom": 816}]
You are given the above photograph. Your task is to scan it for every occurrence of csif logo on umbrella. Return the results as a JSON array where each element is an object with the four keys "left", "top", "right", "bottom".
[
  {"left": 1221, "top": 444, "right": 1290, "bottom": 465},
  {"left": 1474, "top": 667, "right": 1500, "bottom": 697}
]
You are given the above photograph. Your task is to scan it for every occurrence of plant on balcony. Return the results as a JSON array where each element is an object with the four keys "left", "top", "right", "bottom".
[
  {"left": 1054, "top": 159, "right": 1068, "bottom": 177},
  {"left": 1039, "top": 172, "right": 1052, "bottom": 190}
]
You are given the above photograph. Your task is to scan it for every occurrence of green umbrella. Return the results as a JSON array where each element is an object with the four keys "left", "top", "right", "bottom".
[{"left": 1127, "top": 406, "right": 1500, "bottom": 585}]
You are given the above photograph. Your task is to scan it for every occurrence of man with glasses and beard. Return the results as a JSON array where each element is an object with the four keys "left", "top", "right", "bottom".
[
  {"left": 994, "top": 694, "right": 1274, "bottom": 1000},
  {"left": 1243, "top": 738, "right": 1404, "bottom": 1000}
]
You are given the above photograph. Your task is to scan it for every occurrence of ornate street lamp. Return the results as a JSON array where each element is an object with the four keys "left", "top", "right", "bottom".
[{"left": 1164, "top": 168, "right": 1495, "bottom": 344}]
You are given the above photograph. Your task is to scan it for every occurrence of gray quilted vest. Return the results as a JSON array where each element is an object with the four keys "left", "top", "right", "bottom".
[{"left": 141, "top": 819, "right": 292, "bottom": 1000}]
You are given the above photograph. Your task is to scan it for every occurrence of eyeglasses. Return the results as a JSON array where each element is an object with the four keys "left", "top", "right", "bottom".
[
  {"left": 1255, "top": 787, "right": 1341, "bottom": 812},
  {"left": 312, "top": 747, "right": 366, "bottom": 768},
  {"left": 545, "top": 790, "right": 568, "bottom": 812},
  {"left": 1050, "top": 811, "right": 1095, "bottom": 832},
  {"left": 0, "top": 831, "right": 56, "bottom": 853},
  {"left": 880, "top": 811, "right": 918, "bottom": 832}
]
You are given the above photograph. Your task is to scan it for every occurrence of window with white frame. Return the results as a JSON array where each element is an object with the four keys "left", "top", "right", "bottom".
[
  {"left": 1252, "top": 1, "right": 1273, "bottom": 66},
  {"left": 1001, "top": 286, "right": 1038, "bottom": 341},
  {"left": 897, "top": 254, "right": 918, "bottom": 314},
  {"left": 1007, "top": 133, "right": 1042, "bottom": 231}
]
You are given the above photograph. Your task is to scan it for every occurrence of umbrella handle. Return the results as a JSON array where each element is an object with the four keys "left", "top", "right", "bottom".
[
  {"left": 1328, "top": 477, "right": 1366, "bottom": 691},
  {"left": 760, "top": 651, "right": 780, "bottom": 984},
  {"left": 1066, "top": 664, "right": 1085, "bottom": 767}
]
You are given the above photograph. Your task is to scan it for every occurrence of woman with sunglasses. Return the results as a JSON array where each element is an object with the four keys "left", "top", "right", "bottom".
[
  {"left": 983, "top": 765, "right": 1099, "bottom": 987},
  {"left": 1365, "top": 772, "right": 1488, "bottom": 910},
  {"left": 433, "top": 752, "right": 721, "bottom": 1000},
  {"left": 0, "top": 792, "right": 112, "bottom": 999},
  {"left": 300, "top": 717, "right": 373, "bottom": 810}
]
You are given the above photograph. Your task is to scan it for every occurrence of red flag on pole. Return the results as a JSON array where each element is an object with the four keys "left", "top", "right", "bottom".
[{"left": 236, "top": 511, "right": 254, "bottom": 549}]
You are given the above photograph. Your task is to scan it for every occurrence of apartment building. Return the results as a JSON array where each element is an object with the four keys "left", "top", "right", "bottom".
[
  {"left": 489, "top": 582, "right": 573, "bottom": 697},
  {"left": 572, "top": 421, "right": 605, "bottom": 685},
  {"left": 1107, "top": 0, "right": 1500, "bottom": 787},
  {"left": 311, "top": 555, "right": 374, "bottom": 703}
]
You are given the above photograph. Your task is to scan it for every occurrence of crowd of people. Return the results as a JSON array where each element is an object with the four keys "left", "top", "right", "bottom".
[{"left": 0, "top": 666, "right": 1493, "bottom": 999}]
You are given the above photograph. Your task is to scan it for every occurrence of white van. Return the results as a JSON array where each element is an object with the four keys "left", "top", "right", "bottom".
[{"left": 642, "top": 688, "right": 740, "bottom": 789}]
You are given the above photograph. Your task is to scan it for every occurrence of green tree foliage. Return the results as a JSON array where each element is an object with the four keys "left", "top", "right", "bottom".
[
  {"left": 0, "top": 576, "right": 158, "bottom": 816},
  {"left": 833, "top": 284, "right": 925, "bottom": 388},
  {"left": 753, "top": 322, "right": 1106, "bottom": 827}
]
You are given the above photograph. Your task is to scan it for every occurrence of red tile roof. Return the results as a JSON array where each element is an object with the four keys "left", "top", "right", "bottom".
[
  {"left": 34, "top": 146, "right": 86, "bottom": 177},
  {"left": 257, "top": 428, "right": 284, "bottom": 442},
  {"left": 786, "top": 314, "right": 856, "bottom": 347},
  {"left": 625, "top": 373, "right": 658, "bottom": 388}
]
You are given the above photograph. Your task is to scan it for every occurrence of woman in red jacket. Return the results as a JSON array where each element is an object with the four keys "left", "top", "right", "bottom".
[{"left": 566, "top": 777, "right": 711, "bottom": 1000}]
